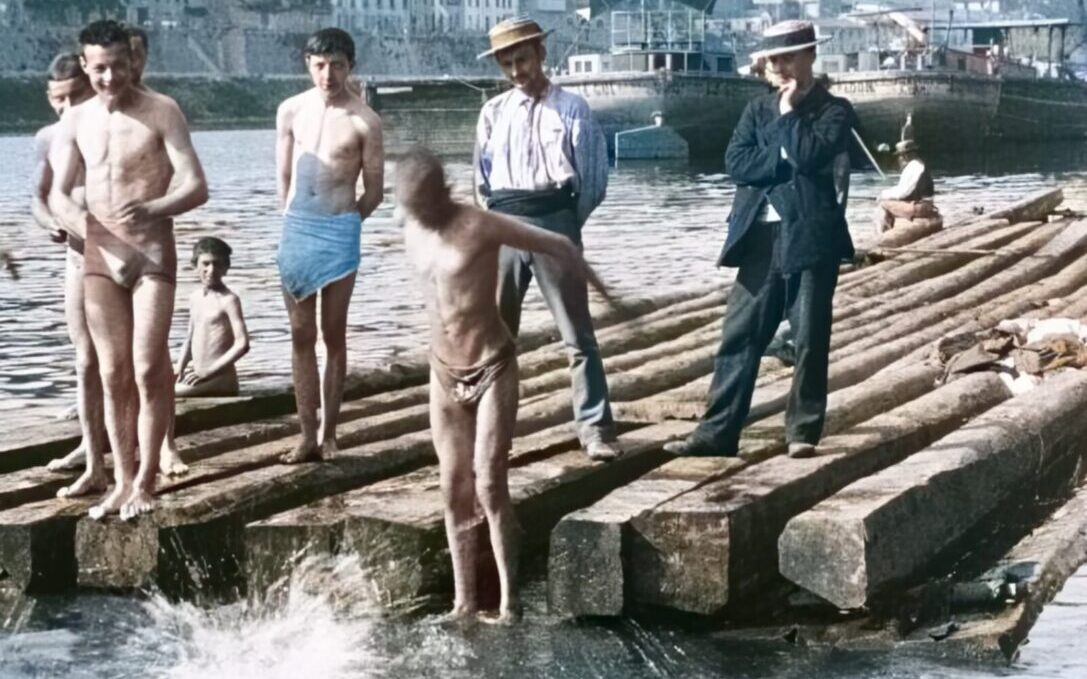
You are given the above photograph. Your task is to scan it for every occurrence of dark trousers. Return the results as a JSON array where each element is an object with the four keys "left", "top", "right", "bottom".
[
  {"left": 694, "top": 223, "right": 839, "bottom": 452},
  {"left": 490, "top": 191, "right": 615, "bottom": 442}
]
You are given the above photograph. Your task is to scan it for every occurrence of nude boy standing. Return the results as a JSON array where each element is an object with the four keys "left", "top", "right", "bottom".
[
  {"left": 398, "top": 147, "right": 602, "bottom": 623},
  {"left": 275, "top": 28, "right": 383, "bottom": 463},
  {"left": 50, "top": 20, "right": 209, "bottom": 519},
  {"left": 31, "top": 53, "right": 107, "bottom": 484}
]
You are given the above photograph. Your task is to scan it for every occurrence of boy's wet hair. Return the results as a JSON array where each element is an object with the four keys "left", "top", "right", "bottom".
[
  {"left": 79, "top": 19, "right": 131, "bottom": 52},
  {"left": 191, "top": 237, "right": 232, "bottom": 268},
  {"left": 304, "top": 28, "right": 355, "bottom": 65},
  {"left": 48, "top": 52, "right": 87, "bottom": 83},
  {"left": 125, "top": 24, "right": 149, "bottom": 50},
  {"left": 396, "top": 146, "right": 449, "bottom": 204}
]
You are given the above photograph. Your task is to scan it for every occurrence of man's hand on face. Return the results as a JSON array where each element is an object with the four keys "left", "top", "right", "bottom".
[{"left": 778, "top": 79, "right": 800, "bottom": 115}]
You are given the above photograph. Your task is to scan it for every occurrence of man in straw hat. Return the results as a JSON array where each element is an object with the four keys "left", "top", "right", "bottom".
[
  {"left": 877, "top": 136, "right": 937, "bottom": 232},
  {"left": 474, "top": 17, "right": 619, "bottom": 461},
  {"left": 666, "top": 20, "right": 858, "bottom": 460}
]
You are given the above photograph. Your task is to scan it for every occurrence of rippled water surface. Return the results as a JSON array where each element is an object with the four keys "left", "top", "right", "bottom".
[
  {"left": 1, "top": 556, "right": 1085, "bottom": 679},
  {"left": 2, "top": 129, "right": 1085, "bottom": 429}
]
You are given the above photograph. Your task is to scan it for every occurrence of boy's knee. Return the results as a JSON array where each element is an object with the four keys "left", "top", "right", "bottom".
[
  {"left": 475, "top": 472, "right": 508, "bottom": 510},
  {"left": 133, "top": 358, "right": 168, "bottom": 392},
  {"left": 74, "top": 348, "right": 98, "bottom": 378},
  {"left": 321, "top": 332, "right": 346, "bottom": 355},
  {"left": 99, "top": 363, "right": 134, "bottom": 394},
  {"left": 290, "top": 322, "right": 318, "bottom": 349}
]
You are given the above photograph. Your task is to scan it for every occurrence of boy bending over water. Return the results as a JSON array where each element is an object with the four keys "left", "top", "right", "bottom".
[{"left": 397, "top": 147, "right": 605, "bottom": 623}]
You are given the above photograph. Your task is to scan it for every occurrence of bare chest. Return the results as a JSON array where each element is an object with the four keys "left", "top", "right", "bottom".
[
  {"left": 291, "top": 108, "right": 362, "bottom": 164},
  {"left": 77, "top": 110, "right": 164, "bottom": 177}
]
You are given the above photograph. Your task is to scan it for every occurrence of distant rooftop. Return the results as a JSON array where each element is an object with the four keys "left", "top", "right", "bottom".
[{"left": 942, "top": 18, "right": 1081, "bottom": 30}]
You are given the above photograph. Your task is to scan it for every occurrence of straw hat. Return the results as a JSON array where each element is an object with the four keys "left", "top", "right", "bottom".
[
  {"left": 476, "top": 17, "right": 552, "bottom": 60},
  {"left": 751, "top": 20, "right": 831, "bottom": 60}
]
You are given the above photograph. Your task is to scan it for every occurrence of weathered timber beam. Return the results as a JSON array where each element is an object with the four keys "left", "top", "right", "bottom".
[
  {"left": 988, "top": 187, "right": 1064, "bottom": 224},
  {"left": 628, "top": 372, "right": 1010, "bottom": 617},
  {"left": 76, "top": 424, "right": 580, "bottom": 594},
  {"left": 778, "top": 370, "right": 1087, "bottom": 610},
  {"left": 548, "top": 360, "right": 948, "bottom": 617}
]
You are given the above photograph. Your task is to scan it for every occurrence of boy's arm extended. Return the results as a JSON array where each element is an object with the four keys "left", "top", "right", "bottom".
[{"left": 486, "top": 210, "right": 614, "bottom": 303}]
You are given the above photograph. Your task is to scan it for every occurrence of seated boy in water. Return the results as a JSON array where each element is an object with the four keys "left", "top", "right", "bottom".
[
  {"left": 397, "top": 147, "right": 608, "bottom": 623},
  {"left": 158, "top": 237, "right": 251, "bottom": 473}
]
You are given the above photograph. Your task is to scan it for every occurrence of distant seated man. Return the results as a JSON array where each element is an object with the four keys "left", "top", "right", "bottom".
[{"left": 878, "top": 139, "right": 938, "bottom": 232}]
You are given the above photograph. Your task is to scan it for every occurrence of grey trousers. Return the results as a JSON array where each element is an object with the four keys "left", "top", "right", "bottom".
[{"left": 493, "top": 207, "right": 616, "bottom": 442}]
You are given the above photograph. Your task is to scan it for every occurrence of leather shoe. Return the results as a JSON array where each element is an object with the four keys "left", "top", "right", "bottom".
[
  {"left": 584, "top": 438, "right": 621, "bottom": 461},
  {"left": 663, "top": 436, "right": 737, "bottom": 457},
  {"left": 787, "top": 442, "right": 817, "bottom": 458}
]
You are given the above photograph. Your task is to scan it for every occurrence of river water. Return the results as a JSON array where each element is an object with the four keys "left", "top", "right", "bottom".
[
  {"left": 1, "top": 130, "right": 1087, "bottom": 677},
  {"left": 2, "top": 130, "right": 1086, "bottom": 429}
]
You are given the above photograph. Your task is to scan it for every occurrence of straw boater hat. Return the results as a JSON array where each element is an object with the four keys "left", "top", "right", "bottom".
[
  {"left": 751, "top": 20, "right": 831, "bottom": 60},
  {"left": 476, "top": 17, "right": 553, "bottom": 60}
]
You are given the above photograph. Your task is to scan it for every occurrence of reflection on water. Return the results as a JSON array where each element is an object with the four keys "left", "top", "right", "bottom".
[
  {"left": 2, "top": 129, "right": 1085, "bottom": 430},
  {"left": 2, "top": 553, "right": 1085, "bottom": 678}
]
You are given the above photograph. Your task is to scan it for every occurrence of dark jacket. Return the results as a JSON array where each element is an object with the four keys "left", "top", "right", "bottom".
[{"left": 720, "top": 84, "right": 856, "bottom": 273}]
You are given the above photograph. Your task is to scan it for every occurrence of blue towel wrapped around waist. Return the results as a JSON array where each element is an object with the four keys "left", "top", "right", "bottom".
[{"left": 277, "top": 210, "right": 362, "bottom": 301}]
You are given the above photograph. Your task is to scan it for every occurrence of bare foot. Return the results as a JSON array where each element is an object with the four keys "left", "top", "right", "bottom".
[
  {"left": 46, "top": 446, "right": 86, "bottom": 472},
  {"left": 56, "top": 467, "right": 109, "bottom": 498},
  {"left": 320, "top": 438, "right": 339, "bottom": 459},
  {"left": 120, "top": 488, "right": 155, "bottom": 521},
  {"left": 159, "top": 446, "right": 190, "bottom": 477},
  {"left": 279, "top": 440, "right": 322, "bottom": 464},
  {"left": 427, "top": 604, "right": 477, "bottom": 627},
  {"left": 479, "top": 602, "right": 523, "bottom": 625},
  {"left": 88, "top": 484, "right": 130, "bottom": 520}
]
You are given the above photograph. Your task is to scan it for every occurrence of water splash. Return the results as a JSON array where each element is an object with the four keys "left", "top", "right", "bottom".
[{"left": 133, "top": 554, "right": 471, "bottom": 679}]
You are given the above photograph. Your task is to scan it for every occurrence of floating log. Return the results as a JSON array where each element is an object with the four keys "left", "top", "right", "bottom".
[
  {"left": 838, "top": 217, "right": 1011, "bottom": 294},
  {"left": 839, "top": 220, "right": 1039, "bottom": 304},
  {"left": 246, "top": 421, "right": 690, "bottom": 609},
  {"left": 877, "top": 215, "right": 944, "bottom": 249},
  {"left": 626, "top": 372, "right": 1010, "bottom": 617},
  {"left": 989, "top": 187, "right": 1064, "bottom": 224},
  {"left": 778, "top": 370, "right": 1087, "bottom": 610}
]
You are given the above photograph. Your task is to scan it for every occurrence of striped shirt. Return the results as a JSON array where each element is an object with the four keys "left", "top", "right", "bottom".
[{"left": 475, "top": 83, "right": 608, "bottom": 227}]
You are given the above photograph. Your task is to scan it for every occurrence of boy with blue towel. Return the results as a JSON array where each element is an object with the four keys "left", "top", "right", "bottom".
[{"left": 275, "top": 28, "right": 384, "bottom": 463}]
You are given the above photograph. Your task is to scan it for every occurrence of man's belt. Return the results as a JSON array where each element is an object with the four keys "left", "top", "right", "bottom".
[{"left": 486, "top": 185, "right": 576, "bottom": 218}]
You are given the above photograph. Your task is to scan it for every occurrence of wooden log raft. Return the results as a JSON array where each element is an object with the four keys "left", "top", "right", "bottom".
[
  {"left": 778, "top": 370, "right": 1087, "bottom": 610},
  {"left": 0, "top": 292, "right": 728, "bottom": 510},
  {"left": 74, "top": 424, "right": 580, "bottom": 595},
  {"left": 625, "top": 372, "right": 1011, "bottom": 617},
  {"left": 0, "top": 284, "right": 723, "bottom": 472},
  {"left": 547, "top": 359, "right": 950, "bottom": 617},
  {"left": 245, "top": 421, "right": 691, "bottom": 610}
]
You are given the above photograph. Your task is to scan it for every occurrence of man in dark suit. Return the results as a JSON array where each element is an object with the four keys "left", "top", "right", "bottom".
[{"left": 665, "top": 20, "right": 856, "bottom": 459}]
